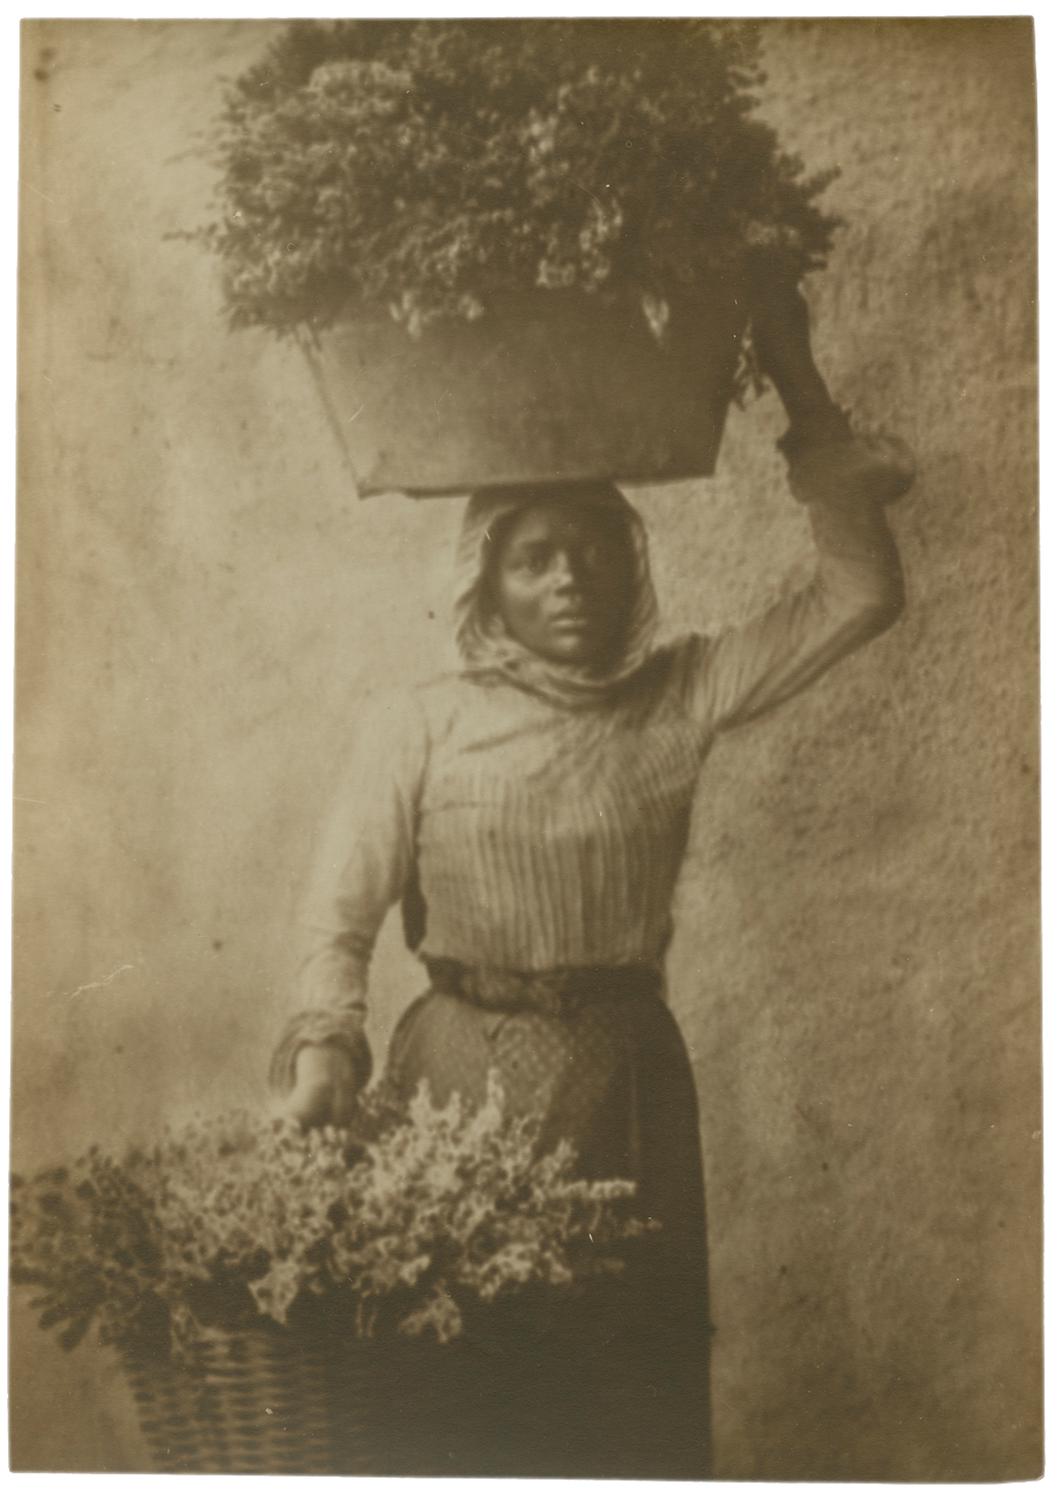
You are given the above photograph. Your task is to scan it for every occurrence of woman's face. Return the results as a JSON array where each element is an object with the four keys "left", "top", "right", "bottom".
[{"left": 489, "top": 501, "right": 634, "bottom": 667}]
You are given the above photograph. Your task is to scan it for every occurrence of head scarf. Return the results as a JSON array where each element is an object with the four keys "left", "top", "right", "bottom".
[{"left": 453, "top": 481, "right": 659, "bottom": 709}]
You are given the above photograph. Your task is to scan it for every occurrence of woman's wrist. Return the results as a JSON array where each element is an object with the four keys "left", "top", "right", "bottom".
[
  {"left": 785, "top": 430, "right": 917, "bottom": 508},
  {"left": 268, "top": 1005, "right": 371, "bottom": 1095},
  {"left": 777, "top": 403, "right": 852, "bottom": 460}
]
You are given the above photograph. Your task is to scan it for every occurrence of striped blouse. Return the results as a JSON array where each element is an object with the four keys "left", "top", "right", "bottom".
[{"left": 295, "top": 489, "right": 903, "bottom": 1022}]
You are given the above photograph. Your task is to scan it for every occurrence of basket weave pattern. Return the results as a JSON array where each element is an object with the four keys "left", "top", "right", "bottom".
[
  {"left": 124, "top": 1328, "right": 410, "bottom": 1475},
  {"left": 122, "top": 1315, "right": 702, "bottom": 1477}
]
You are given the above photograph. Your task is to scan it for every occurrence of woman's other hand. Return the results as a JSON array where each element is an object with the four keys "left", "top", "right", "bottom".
[
  {"left": 283, "top": 1040, "right": 370, "bottom": 1129},
  {"left": 751, "top": 279, "right": 916, "bottom": 505},
  {"left": 750, "top": 278, "right": 851, "bottom": 446}
]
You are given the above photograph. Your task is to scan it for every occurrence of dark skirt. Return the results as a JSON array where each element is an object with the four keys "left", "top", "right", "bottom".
[{"left": 385, "top": 978, "right": 712, "bottom": 1480}]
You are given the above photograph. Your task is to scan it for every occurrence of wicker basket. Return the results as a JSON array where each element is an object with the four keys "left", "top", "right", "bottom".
[
  {"left": 122, "top": 1303, "right": 671, "bottom": 1476},
  {"left": 123, "top": 1326, "right": 452, "bottom": 1475}
]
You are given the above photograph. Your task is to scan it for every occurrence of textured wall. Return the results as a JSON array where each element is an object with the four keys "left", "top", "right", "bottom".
[{"left": 13, "top": 19, "right": 1039, "bottom": 1478}]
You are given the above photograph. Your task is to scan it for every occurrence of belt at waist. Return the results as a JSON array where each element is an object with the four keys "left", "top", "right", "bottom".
[{"left": 422, "top": 955, "right": 664, "bottom": 1016}]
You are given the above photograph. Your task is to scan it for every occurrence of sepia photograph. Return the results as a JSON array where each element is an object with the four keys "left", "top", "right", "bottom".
[{"left": 10, "top": 13, "right": 1040, "bottom": 1481}]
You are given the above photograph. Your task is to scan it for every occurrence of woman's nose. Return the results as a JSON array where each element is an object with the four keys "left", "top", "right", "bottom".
[{"left": 552, "top": 549, "right": 584, "bottom": 592}]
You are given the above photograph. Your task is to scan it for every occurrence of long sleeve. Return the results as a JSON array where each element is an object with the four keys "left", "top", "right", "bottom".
[
  {"left": 269, "top": 688, "right": 430, "bottom": 1091},
  {"left": 673, "top": 435, "right": 908, "bottom": 739}
]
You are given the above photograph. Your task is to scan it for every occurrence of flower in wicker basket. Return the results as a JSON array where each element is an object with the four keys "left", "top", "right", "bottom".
[{"left": 10, "top": 1075, "right": 648, "bottom": 1473}]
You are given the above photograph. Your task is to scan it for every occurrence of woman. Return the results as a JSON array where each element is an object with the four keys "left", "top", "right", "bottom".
[{"left": 269, "top": 286, "right": 913, "bottom": 1478}]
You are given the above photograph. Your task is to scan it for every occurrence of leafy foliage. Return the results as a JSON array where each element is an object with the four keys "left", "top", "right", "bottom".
[
  {"left": 198, "top": 19, "right": 840, "bottom": 343},
  {"left": 10, "top": 1078, "right": 644, "bottom": 1365}
]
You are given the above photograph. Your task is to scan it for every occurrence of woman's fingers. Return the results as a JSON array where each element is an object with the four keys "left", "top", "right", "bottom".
[
  {"left": 348, "top": 1032, "right": 374, "bottom": 1093},
  {"left": 329, "top": 1066, "right": 361, "bottom": 1126},
  {"left": 286, "top": 1043, "right": 364, "bottom": 1127},
  {"left": 286, "top": 1075, "right": 335, "bottom": 1129}
]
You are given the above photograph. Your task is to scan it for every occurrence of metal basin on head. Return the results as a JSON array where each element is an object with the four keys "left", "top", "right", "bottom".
[{"left": 304, "top": 285, "right": 748, "bottom": 498}]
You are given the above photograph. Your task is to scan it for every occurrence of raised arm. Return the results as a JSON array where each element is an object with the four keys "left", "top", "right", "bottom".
[
  {"left": 269, "top": 688, "right": 429, "bottom": 1126},
  {"left": 676, "top": 283, "right": 914, "bottom": 736}
]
